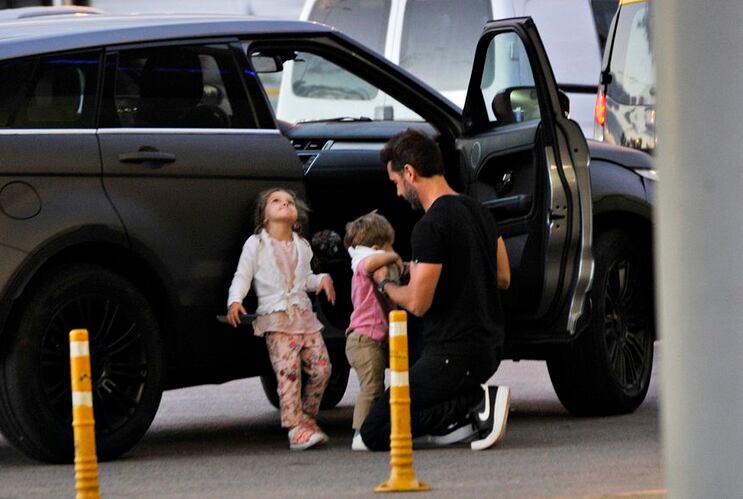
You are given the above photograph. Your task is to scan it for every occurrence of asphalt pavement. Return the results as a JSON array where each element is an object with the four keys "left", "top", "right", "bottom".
[{"left": 0, "top": 345, "right": 664, "bottom": 498}]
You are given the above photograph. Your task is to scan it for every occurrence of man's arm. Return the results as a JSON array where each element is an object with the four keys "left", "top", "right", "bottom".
[
  {"left": 497, "top": 236, "right": 511, "bottom": 290},
  {"left": 374, "top": 261, "right": 441, "bottom": 317}
]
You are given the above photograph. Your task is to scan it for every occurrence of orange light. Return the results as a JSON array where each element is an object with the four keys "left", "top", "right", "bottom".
[{"left": 594, "top": 89, "right": 607, "bottom": 127}]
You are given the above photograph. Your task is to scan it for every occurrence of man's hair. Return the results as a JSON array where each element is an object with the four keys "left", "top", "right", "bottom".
[
  {"left": 379, "top": 128, "right": 444, "bottom": 178},
  {"left": 344, "top": 211, "right": 395, "bottom": 249}
]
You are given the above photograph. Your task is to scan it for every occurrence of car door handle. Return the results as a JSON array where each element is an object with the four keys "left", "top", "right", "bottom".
[{"left": 118, "top": 150, "right": 176, "bottom": 165}]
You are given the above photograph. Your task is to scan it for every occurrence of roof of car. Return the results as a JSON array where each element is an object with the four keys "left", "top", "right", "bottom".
[{"left": 0, "top": 14, "right": 331, "bottom": 60}]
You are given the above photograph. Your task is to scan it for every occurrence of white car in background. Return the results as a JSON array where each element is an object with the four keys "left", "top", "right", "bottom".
[{"left": 274, "top": 0, "right": 617, "bottom": 138}]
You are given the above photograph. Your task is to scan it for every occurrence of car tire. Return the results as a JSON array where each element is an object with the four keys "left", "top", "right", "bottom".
[
  {"left": 546, "top": 229, "right": 654, "bottom": 415},
  {"left": 0, "top": 264, "right": 164, "bottom": 463},
  {"left": 259, "top": 338, "right": 349, "bottom": 410}
]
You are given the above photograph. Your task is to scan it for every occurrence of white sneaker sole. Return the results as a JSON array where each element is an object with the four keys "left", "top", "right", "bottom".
[
  {"left": 351, "top": 433, "right": 369, "bottom": 451},
  {"left": 471, "top": 386, "right": 511, "bottom": 451},
  {"left": 290, "top": 432, "right": 325, "bottom": 451},
  {"left": 429, "top": 424, "right": 478, "bottom": 445}
]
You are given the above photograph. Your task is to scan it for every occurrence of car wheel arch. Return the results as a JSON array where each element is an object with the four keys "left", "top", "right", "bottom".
[{"left": 2, "top": 229, "right": 176, "bottom": 348}]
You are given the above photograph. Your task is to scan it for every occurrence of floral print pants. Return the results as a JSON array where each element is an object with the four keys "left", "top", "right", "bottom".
[{"left": 265, "top": 331, "right": 332, "bottom": 428}]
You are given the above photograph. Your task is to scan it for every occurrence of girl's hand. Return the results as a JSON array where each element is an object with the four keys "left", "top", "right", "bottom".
[
  {"left": 318, "top": 275, "right": 336, "bottom": 305},
  {"left": 227, "top": 302, "right": 247, "bottom": 328}
]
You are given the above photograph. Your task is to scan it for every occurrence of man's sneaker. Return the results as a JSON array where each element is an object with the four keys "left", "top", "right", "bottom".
[
  {"left": 470, "top": 384, "right": 511, "bottom": 451},
  {"left": 428, "top": 419, "right": 478, "bottom": 445},
  {"left": 352, "top": 431, "right": 370, "bottom": 451},
  {"left": 288, "top": 426, "right": 326, "bottom": 451}
]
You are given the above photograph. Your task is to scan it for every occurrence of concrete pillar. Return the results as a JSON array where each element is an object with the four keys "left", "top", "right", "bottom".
[{"left": 655, "top": 1, "right": 743, "bottom": 497}]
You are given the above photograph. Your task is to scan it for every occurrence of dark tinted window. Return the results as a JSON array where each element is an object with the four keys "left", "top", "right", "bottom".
[
  {"left": 1, "top": 51, "right": 100, "bottom": 128},
  {"left": 308, "top": 0, "right": 390, "bottom": 55},
  {"left": 607, "top": 2, "right": 654, "bottom": 106},
  {"left": 102, "top": 44, "right": 256, "bottom": 128},
  {"left": 0, "top": 58, "right": 34, "bottom": 127},
  {"left": 400, "top": 0, "right": 490, "bottom": 91}
]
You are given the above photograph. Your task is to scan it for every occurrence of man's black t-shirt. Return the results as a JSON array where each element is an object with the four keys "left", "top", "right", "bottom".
[{"left": 411, "top": 194, "right": 504, "bottom": 358}]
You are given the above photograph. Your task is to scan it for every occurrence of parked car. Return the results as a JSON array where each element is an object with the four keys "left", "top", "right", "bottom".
[
  {"left": 289, "top": 0, "right": 618, "bottom": 137},
  {"left": 594, "top": 0, "right": 656, "bottom": 156},
  {"left": 0, "top": 13, "right": 653, "bottom": 463}
]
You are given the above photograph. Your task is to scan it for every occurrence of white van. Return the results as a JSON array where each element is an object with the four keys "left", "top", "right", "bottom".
[{"left": 275, "top": 0, "right": 617, "bottom": 137}]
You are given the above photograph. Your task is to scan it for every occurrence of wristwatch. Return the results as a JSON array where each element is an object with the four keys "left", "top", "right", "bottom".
[{"left": 376, "top": 277, "right": 398, "bottom": 296}]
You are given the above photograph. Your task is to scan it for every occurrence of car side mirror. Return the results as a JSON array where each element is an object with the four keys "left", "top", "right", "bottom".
[
  {"left": 251, "top": 54, "right": 284, "bottom": 73},
  {"left": 492, "top": 86, "right": 540, "bottom": 124}
]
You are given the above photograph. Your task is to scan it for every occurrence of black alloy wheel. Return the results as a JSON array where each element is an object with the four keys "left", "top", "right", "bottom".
[
  {"left": 0, "top": 265, "right": 163, "bottom": 463},
  {"left": 603, "top": 253, "right": 651, "bottom": 394},
  {"left": 547, "top": 229, "right": 654, "bottom": 416}
]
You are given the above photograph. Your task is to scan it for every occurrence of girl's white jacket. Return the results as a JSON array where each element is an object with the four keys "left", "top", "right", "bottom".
[{"left": 227, "top": 229, "right": 327, "bottom": 315}]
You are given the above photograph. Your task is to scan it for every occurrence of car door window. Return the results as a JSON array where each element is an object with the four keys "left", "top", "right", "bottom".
[
  {"left": 479, "top": 33, "right": 540, "bottom": 125},
  {"left": 607, "top": 2, "right": 654, "bottom": 107},
  {"left": 0, "top": 51, "right": 100, "bottom": 128},
  {"left": 254, "top": 50, "right": 424, "bottom": 123},
  {"left": 101, "top": 44, "right": 256, "bottom": 129}
]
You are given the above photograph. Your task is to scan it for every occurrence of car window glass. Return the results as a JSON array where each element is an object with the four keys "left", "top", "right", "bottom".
[
  {"left": 1, "top": 51, "right": 100, "bottom": 129},
  {"left": 0, "top": 58, "right": 34, "bottom": 127},
  {"left": 103, "top": 44, "right": 255, "bottom": 129},
  {"left": 255, "top": 50, "right": 423, "bottom": 123},
  {"left": 590, "top": 0, "right": 620, "bottom": 50},
  {"left": 479, "top": 33, "right": 540, "bottom": 125},
  {"left": 307, "top": 0, "right": 390, "bottom": 56},
  {"left": 290, "top": 51, "right": 379, "bottom": 101},
  {"left": 607, "top": 3, "right": 655, "bottom": 106},
  {"left": 400, "top": 0, "right": 490, "bottom": 92}
]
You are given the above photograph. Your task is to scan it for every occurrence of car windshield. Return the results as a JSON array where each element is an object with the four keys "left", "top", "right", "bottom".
[{"left": 399, "top": 0, "right": 490, "bottom": 92}]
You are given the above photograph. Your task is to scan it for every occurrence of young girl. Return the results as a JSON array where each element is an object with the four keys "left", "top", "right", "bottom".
[
  {"left": 227, "top": 188, "right": 336, "bottom": 451},
  {"left": 343, "top": 212, "right": 403, "bottom": 448}
]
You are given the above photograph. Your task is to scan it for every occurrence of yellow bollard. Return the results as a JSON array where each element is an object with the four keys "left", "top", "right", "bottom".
[
  {"left": 69, "top": 329, "right": 101, "bottom": 499},
  {"left": 375, "top": 310, "right": 430, "bottom": 493}
]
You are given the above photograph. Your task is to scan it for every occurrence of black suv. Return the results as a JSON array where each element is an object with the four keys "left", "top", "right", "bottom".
[{"left": 0, "top": 14, "right": 654, "bottom": 462}]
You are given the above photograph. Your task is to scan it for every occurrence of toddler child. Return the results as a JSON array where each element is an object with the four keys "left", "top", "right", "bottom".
[{"left": 343, "top": 211, "right": 402, "bottom": 448}]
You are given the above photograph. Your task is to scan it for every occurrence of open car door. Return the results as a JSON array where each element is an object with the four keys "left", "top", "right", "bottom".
[{"left": 458, "top": 18, "right": 593, "bottom": 343}]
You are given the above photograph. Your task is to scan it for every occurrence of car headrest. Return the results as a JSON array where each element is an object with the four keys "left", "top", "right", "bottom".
[{"left": 138, "top": 49, "right": 204, "bottom": 125}]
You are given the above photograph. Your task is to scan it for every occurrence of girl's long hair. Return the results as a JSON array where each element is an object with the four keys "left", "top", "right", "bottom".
[{"left": 253, "top": 187, "right": 310, "bottom": 235}]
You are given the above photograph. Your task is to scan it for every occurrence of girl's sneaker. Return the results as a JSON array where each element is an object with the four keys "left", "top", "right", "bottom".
[
  {"left": 305, "top": 420, "right": 329, "bottom": 444},
  {"left": 288, "top": 425, "right": 326, "bottom": 451}
]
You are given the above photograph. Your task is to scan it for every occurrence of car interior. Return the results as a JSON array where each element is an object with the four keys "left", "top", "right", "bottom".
[{"left": 246, "top": 38, "right": 553, "bottom": 331}]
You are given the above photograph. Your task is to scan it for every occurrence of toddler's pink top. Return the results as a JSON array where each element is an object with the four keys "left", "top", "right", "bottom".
[
  {"left": 346, "top": 255, "right": 389, "bottom": 342},
  {"left": 253, "top": 237, "right": 324, "bottom": 336}
]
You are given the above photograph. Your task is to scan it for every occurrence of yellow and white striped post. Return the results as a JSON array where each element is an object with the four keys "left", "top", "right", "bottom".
[
  {"left": 69, "top": 329, "right": 101, "bottom": 499},
  {"left": 375, "top": 310, "right": 430, "bottom": 493}
]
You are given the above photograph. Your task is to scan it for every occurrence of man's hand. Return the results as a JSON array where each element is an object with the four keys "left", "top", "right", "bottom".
[
  {"left": 227, "top": 302, "right": 247, "bottom": 328},
  {"left": 317, "top": 275, "right": 336, "bottom": 305},
  {"left": 372, "top": 265, "right": 389, "bottom": 285}
]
